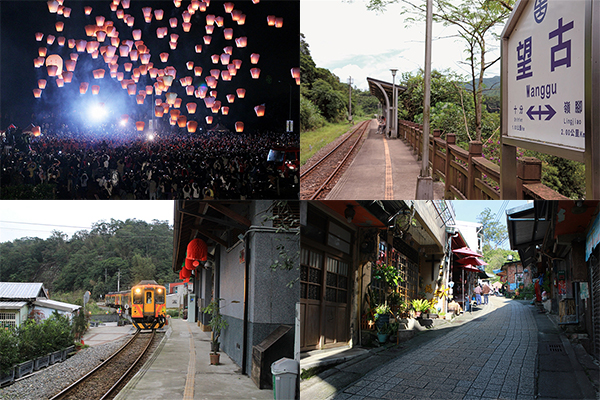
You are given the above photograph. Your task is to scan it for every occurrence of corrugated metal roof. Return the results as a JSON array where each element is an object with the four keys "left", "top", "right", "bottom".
[
  {"left": 0, "top": 301, "right": 27, "bottom": 309},
  {"left": 0, "top": 282, "right": 47, "bottom": 300},
  {"left": 34, "top": 299, "right": 80, "bottom": 313}
]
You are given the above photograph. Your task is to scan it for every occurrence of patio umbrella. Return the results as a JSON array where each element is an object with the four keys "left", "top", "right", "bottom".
[
  {"left": 456, "top": 256, "right": 488, "bottom": 266},
  {"left": 453, "top": 247, "right": 483, "bottom": 258}
]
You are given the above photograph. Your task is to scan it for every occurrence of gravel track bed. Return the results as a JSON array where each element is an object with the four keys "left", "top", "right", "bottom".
[
  {"left": 57, "top": 331, "right": 155, "bottom": 400},
  {"left": 300, "top": 120, "right": 371, "bottom": 199},
  {"left": 0, "top": 337, "right": 129, "bottom": 400}
]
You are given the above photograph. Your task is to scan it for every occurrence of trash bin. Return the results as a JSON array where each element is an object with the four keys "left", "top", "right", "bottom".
[{"left": 271, "top": 358, "right": 298, "bottom": 400}]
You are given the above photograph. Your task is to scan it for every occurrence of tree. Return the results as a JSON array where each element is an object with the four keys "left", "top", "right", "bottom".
[
  {"left": 476, "top": 207, "right": 508, "bottom": 251},
  {"left": 365, "top": 0, "right": 514, "bottom": 141},
  {"left": 130, "top": 253, "right": 156, "bottom": 284},
  {"left": 307, "top": 79, "right": 347, "bottom": 122}
]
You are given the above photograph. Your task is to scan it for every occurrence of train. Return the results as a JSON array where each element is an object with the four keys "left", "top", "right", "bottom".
[{"left": 104, "top": 280, "right": 167, "bottom": 330}]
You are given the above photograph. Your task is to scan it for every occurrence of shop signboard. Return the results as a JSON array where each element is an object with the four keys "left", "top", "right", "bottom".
[{"left": 502, "top": 0, "right": 590, "bottom": 159}]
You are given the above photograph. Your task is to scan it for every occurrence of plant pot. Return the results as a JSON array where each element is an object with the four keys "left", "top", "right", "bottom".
[
  {"left": 0, "top": 367, "right": 15, "bottom": 387},
  {"left": 375, "top": 313, "right": 390, "bottom": 330},
  {"left": 377, "top": 333, "right": 389, "bottom": 344},
  {"left": 34, "top": 354, "right": 49, "bottom": 371},
  {"left": 50, "top": 350, "right": 63, "bottom": 365},
  {"left": 210, "top": 353, "right": 220, "bottom": 365},
  {"left": 414, "top": 311, "right": 421, "bottom": 318},
  {"left": 15, "top": 360, "right": 34, "bottom": 378}
]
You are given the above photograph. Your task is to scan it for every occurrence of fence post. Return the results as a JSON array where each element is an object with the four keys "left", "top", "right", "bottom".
[
  {"left": 517, "top": 157, "right": 542, "bottom": 200},
  {"left": 467, "top": 141, "right": 482, "bottom": 199},
  {"left": 416, "top": 124, "right": 423, "bottom": 160},
  {"left": 445, "top": 133, "right": 456, "bottom": 199},
  {"left": 432, "top": 129, "right": 441, "bottom": 180}
]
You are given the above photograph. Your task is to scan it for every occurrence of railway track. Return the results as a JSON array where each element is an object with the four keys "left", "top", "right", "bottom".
[
  {"left": 300, "top": 119, "right": 370, "bottom": 200},
  {"left": 50, "top": 330, "right": 156, "bottom": 400}
]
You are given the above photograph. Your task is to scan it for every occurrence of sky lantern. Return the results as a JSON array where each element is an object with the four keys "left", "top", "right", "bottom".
[
  {"left": 237, "top": 14, "right": 246, "bottom": 25},
  {"left": 194, "top": 66, "right": 202, "bottom": 76},
  {"left": 91, "top": 85, "right": 100, "bottom": 95},
  {"left": 250, "top": 68, "right": 260, "bottom": 79},
  {"left": 170, "top": 109, "right": 180, "bottom": 120},
  {"left": 198, "top": 1, "right": 207, "bottom": 11},
  {"left": 291, "top": 67, "right": 300, "bottom": 79},
  {"left": 206, "top": 116, "right": 213, "bottom": 124},
  {"left": 169, "top": 17, "right": 178, "bottom": 28},
  {"left": 186, "top": 86, "right": 195, "bottom": 96},
  {"left": 111, "top": 37, "right": 120, "bottom": 47},
  {"left": 236, "top": 88, "right": 246, "bottom": 98},
  {"left": 275, "top": 17, "right": 283, "bottom": 28},
  {"left": 122, "top": 0, "right": 130, "bottom": 9},
  {"left": 67, "top": 39, "right": 75, "bottom": 49},
  {"left": 145, "top": 85, "right": 153, "bottom": 95},
  {"left": 223, "top": 28, "right": 233, "bottom": 40},
  {"left": 159, "top": 52, "right": 169, "bottom": 63},
  {"left": 121, "top": 114, "right": 129, "bottom": 125},
  {"left": 252, "top": 0, "right": 260, "bottom": 3},
  {"left": 130, "top": 49, "right": 139, "bottom": 61},
  {"left": 127, "top": 83, "right": 137, "bottom": 95},
  {"left": 96, "top": 16, "right": 105, "bottom": 27},
  {"left": 119, "top": 45, "right": 130, "bottom": 57},
  {"left": 170, "top": 33, "right": 179, "bottom": 43},
  {"left": 39, "top": 47, "right": 47, "bottom": 57},
  {"left": 210, "top": 90, "right": 218, "bottom": 98},
  {"left": 221, "top": 106, "right": 229, "bottom": 115},
  {"left": 224, "top": 2, "right": 234, "bottom": 13},
  {"left": 206, "top": 14, "right": 215, "bottom": 25},
  {"left": 164, "top": 73, "right": 175, "bottom": 85},
  {"left": 63, "top": 7, "right": 71, "bottom": 17},
  {"left": 110, "top": 2, "right": 117, "bottom": 11},
  {"left": 132, "top": 29, "right": 142, "bottom": 41},
  {"left": 33, "top": 89, "right": 42, "bottom": 98},
  {"left": 57, "top": 36, "right": 66, "bottom": 46},
  {"left": 46, "top": 35, "right": 55, "bottom": 45},
  {"left": 204, "top": 36, "right": 212, "bottom": 45},
  {"left": 220, "top": 54, "right": 231, "bottom": 65},
  {"left": 93, "top": 69, "right": 105, "bottom": 79},
  {"left": 205, "top": 25, "right": 215, "bottom": 34},
  {"left": 182, "top": 10, "right": 191, "bottom": 23},
  {"left": 231, "top": 9, "right": 242, "bottom": 21},
  {"left": 47, "top": 0, "right": 59, "bottom": 13},
  {"left": 195, "top": 44, "right": 202, "bottom": 53},
  {"left": 221, "top": 71, "right": 231, "bottom": 81},
  {"left": 250, "top": 53, "right": 260, "bottom": 64},
  {"left": 210, "top": 69, "right": 220, "bottom": 79},
  {"left": 56, "top": 78, "right": 64, "bottom": 87},
  {"left": 267, "top": 15, "right": 276, "bottom": 26},
  {"left": 198, "top": 86, "right": 208, "bottom": 98},
  {"left": 177, "top": 115, "right": 187, "bottom": 127},
  {"left": 34, "top": 57, "right": 44, "bottom": 68},
  {"left": 35, "top": 32, "right": 43, "bottom": 42},
  {"left": 32, "top": 126, "right": 41, "bottom": 137},
  {"left": 155, "top": 106, "right": 164, "bottom": 117},
  {"left": 203, "top": 96, "right": 215, "bottom": 108},
  {"left": 85, "top": 25, "right": 96, "bottom": 37},
  {"left": 226, "top": 94, "right": 235, "bottom": 103},
  {"left": 142, "top": 6, "right": 152, "bottom": 18},
  {"left": 55, "top": 22, "right": 64, "bottom": 32},
  {"left": 223, "top": 46, "right": 233, "bottom": 55},
  {"left": 154, "top": 9, "right": 164, "bottom": 20},
  {"left": 211, "top": 54, "right": 219, "bottom": 64},
  {"left": 124, "top": 62, "right": 133, "bottom": 72},
  {"left": 235, "top": 37, "right": 247, "bottom": 47},
  {"left": 97, "top": 31, "right": 107, "bottom": 42},
  {"left": 254, "top": 105, "right": 265, "bottom": 117},
  {"left": 166, "top": 92, "right": 178, "bottom": 105},
  {"left": 140, "top": 53, "right": 151, "bottom": 64},
  {"left": 46, "top": 54, "right": 63, "bottom": 75},
  {"left": 106, "top": 45, "right": 117, "bottom": 58},
  {"left": 126, "top": 15, "right": 135, "bottom": 27},
  {"left": 211, "top": 101, "right": 221, "bottom": 113},
  {"left": 182, "top": 22, "right": 191, "bottom": 32},
  {"left": 227, "top": 64, "right": 237, "bottom": 76},
  {"left": 169, "top": 118, "right": 177, "bottom": 126},
  {"left": 233, "top": 59, "right": 242, "bottom": 69},
  {"left": 132, "top": 68, "right": 141, "bottom": 79},
  {"left": 63, "top": 71, "right": 73, "bottom": 83},
  {"left": 136, "top": 94, "right": 145, "bottom": 104},
  {"left": 38, "top": 79, "right": 47, "bottom": 89},
  {"left": 186, "top": 102, "right": 197, "bottom": 114},
  {"left": 84, "top": 6, "right": 92, "bottom": 15},
  {"left": 79, "top": 82, "right": 89, "bottom": 94},
  {"left": 169, "top": 41, "right": 178, "bottom": 50},
  {"left": 215, "top": 16, "right": 224, "bottom": 27},
  {"left": 136, "top": 121, "right": 145, "bottom": 131},
  {"left": 76, "top": 40, "right": 87, "bottom": 52},
  {"left": 174, "top": 98, "right": 182, "bottom": 108},
  {"left": 116, "top": 72, "right": 124, "bottom": 81},
  {"left": 187, "top": 121, "right": 198, "bottom": 133},
  {"left": 235, "top": 121, "right": 244, "bottom": 132}
]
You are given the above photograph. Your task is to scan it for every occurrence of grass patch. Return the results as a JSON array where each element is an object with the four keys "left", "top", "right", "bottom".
[{"left": 300, "top": 117, "right": 370, "bottom": 165}]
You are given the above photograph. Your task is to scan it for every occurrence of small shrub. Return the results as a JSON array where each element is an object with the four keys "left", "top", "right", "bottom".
[
  {"left": 166, "top": 309, "right": 179, "bottom": 318},
  {"left": 0, "top": 327, "right": 19, "bottom": 374}
]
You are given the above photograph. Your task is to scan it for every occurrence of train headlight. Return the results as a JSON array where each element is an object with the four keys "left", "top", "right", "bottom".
[
  {"left": 158, "top": 288, "right": 162, "bottom": 293},
  {"left": 135, "top": 288, "right": 141, "bottom": 294}
]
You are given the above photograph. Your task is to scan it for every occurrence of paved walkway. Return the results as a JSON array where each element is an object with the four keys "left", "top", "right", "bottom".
[
  {"left": 327, "top": 120, "right": 444, "bottom": 200},
  {"left": 81, "top": 322, "right": 135, "bottom": 347},
  {"left": 329, "top": 297, "right": 538, "bottom": 400},
  {"left": 116, "top": 318, "right": 272, "bottom": 400}
]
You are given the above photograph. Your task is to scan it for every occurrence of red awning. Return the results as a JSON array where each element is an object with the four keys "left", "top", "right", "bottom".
[
  {"left": 457, "top": 257, "right": 488, "bottom": 266},
  {"left": 456, "top": 264, "right": 481, "bottom": 272},
  {"left": 453, "top": 247, "right": 483, "bottom": 258}
]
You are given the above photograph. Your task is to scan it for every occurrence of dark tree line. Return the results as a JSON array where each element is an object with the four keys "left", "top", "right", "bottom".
[{"left": 0, "top": 219, "right": 176, "bottom": 299}]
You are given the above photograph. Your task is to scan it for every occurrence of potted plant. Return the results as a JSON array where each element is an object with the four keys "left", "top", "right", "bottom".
[
  {"left": 374, "top": 303, "right": 391, "bottom": 330},
  {"left": 410, "top": 299, "right": 431, "bottom": 318},
  {"left": 201, "top": 298, "right": 229, "bottom": 365}
]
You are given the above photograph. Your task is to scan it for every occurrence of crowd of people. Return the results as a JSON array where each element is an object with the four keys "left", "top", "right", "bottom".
[{"left": 1, "top": 117, "right": 299, "bottom": 200}]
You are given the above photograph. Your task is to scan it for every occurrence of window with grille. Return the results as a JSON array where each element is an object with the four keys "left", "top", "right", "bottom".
[
  {"left": 0, "top": 312, "right": 17, "bottom": 328},
  {"left": 325, "top": 257, "right": 349, "bottom": 303},
  {"left": 300, "top": 247, "right": 323, "bottom": 300}
]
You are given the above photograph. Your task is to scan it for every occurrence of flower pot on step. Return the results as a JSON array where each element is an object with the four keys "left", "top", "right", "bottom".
[{"left": 210, "top": 353, "right": 220, "bottom": 365}]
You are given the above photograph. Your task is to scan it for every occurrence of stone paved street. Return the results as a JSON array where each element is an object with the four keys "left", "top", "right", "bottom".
[{"left": 331, "top": 296, "right": 538, "bottom": 400}]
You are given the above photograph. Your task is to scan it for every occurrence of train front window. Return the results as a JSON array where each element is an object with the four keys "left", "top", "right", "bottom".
[
  {"left": 133, "top": 288, "right": 143, "bottom": 304},
  {"left": 146, "top": 291, "right": 153, "bottom": 304},
  {"left": 155, "top": 288, "right": 165, "bottom": 304}
]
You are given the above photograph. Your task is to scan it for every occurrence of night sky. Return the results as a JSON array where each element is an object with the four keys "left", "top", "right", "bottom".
[{"left": 0, "top": 0, "right": 300, "bottom": 134}]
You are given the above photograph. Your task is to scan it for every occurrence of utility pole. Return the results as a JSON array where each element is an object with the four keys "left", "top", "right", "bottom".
[
  {"left": 117, "top": 269, "right": 121, "bottom": 292},
  {"left": 347, "top": 76, "right": 353, "bottom": 123},
  {"left": 416, "top": 0, "right": 434, "bottom": 199}
]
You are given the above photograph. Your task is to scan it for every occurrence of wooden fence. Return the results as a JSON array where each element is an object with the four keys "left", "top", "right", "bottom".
[{"left": 398, "top": 120, "right": 569, "bottom": 200}]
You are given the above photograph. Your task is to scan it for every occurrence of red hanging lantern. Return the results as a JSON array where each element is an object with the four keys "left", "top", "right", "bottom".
[{"left": 185, "top": 238, "right": 207, "bottom": 270}]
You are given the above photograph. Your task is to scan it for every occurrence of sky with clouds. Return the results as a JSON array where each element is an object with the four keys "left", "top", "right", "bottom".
[{"left": 301, "top": 0, "right": 505, "bottom": 91}]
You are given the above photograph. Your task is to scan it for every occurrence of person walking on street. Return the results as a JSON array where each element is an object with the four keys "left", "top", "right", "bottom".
[
  {"left": 474, "top": 284, "right": 482, "bottom": 306},
  {"left": 482, "top": 282, "right": 491, "bottom": 305}
]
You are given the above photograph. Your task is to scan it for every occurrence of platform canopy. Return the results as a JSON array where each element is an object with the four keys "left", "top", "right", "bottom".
[{"left": 367, "top": 77, "right": 407, "bottom": 107}]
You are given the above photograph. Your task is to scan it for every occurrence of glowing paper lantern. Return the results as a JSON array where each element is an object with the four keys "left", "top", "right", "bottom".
[
  {"left": 267, "top": 15, "right": 276, "bottom": 26},
  {"left": 97, "top": 31, "right": 107, "bottom": 42},
  {"left": 186, "top": 102, "right": 197, "bottom": 114},
  {"left": 136, "top": 94, "right": 145, "bottom": 105},
  {"left": 38, "top": 47, "right": 47, "bottom": 57},
  {"left": 93, "top": 69, "right": 105, "bottom": 79},
  {"left": 220, "top": 54, "right": 230, "bottom": 65},
  {"left": 35, "top": 32, "right": 43, "bottom": 41},
  {"left": 96, "top": 16, "right": 105, "bottom": 27},
  {"left": 223, "top": 28, "right": 233, "bottom": 40},
  {"left": 169, "top": 41, "right": 178, "bottom": 50},
  {"left": 187, "top": 121, "right": 198, "bottom": 133},
  {"left": 154, "top": 9, "right": 164, "bottom": 20},
  {"left": 237, "top": 14, "right": 246, "bottom": 25},
  {"left": 205, "top": 25, "right": 215, "bottom": 34},
  {"left": 91, "top": 85, "right": 100, "bottom": 95},
  {"left": 46, "top": 65, "right": 58, "bottom": 77},
  {"left": 206, "top": 116, "right": 213, "bottom": 124},
  {"left": 203, "top": 97, "right": 215, "bottom": 108},
  {"left": 224, "top": 2, "right": 234, "bottom": 13},
  {"left": 57, "top": 36, "right": 66, "bottom": 46},
  {"left": 63, "top": 71, "right": 73, "bottom": 83},
  {"left": 221, "top": 106, "right": 229, "bottom": 115},
  {"left": 195, "top": 44, "right": 202, "bottom": 53},
  {"left": 250, "top": 68, "right": 261, "bottom": 79},
  {"left": 121, "top": 114, "right": 129, "bottom": 125},
  {"left": 182, "top": 22, "right": 191, "bottom": 32},
  {"left": 38, "top": 79, "right": 47, "bottom": 89},
  {"left": 140, "top": 53, "right": 151, "bottom": 65},
  {"left": 210, "top": 69, "right": 220, "bottom": 79},
  {"left": 47, "top": 0, "right": 59, "bottom": 13},
  {"left": 221, "top": 71, "right": 231, "bottom": 81},
  {"left": 204, "top": 36, "right": 212, "bottom": 45},
  {"left": 182, "top": 10, "right": 191, "bottom": 23},
  {"left": 155, "top": 106, "right": 165, "bottom": 117},
  {"left": 127, "top": 83, "right": 137, "bottom": 95},
  {"left": 236, "top": 88, "right": 246, "bottom": 98},
  {"left": 132, "top": 29, "right": 142, "bottom": 41},
  {"left": 174, "top": 98, "right": 182, "bottom": 108},
  {"left": 122, "top": 0, "right": 130, "bottom": 9},
  {"left": 250, "top": 53, "right": 260, "bottom": 64},
  {"left": 194, "top": 66, "right": 203, "bottom": 76},
  {"left": 56, "top": 78, "right": 64, "bottom": 87},
  {"left": 215, "top": 16, "right": 224, "bottom": 27},
  {"left": 32, "top": 126, "right": 41, "bottom": 137},
  {"left": 223, "top": 46, "right": 233, "bottom": 55},
  {"left": 46, "top": 35, "right": 56, "bottom": 45},
  {"left": 291, "top": 67, "right": 301, "bottom": 80},
  {"left": 206, "top": 14, "right": 215, "bottom": 25},
  {"left": 169, "top": 17, "right": 178, "bottom": 28},
  {"left": 170, "top": 109, "right": 180, "bottom": 120},
  {"left": 225, "top": 94, "right": 235, "bottom": 103},
  {"left": 235, "top": 122, "right": 244, "bottom": 132},
  {"left": 235, "top": 37, "right": 247, "bottom": 47},
  {"left": 136, "top": 121, "right": 145, "bottom": 131},
  {"left": 63, "top": 7, "right": 71, "bottom": 17},
  {"left": 166, "top": 92, "right": 178, "bottom": 105},
  {"left": 79, "top": 82, "right": 89, "bottom": 94},
  {"left": 275, "top": 17, "right": 283, "bottom": 28},
  {"left": 55, "top": 22, "right": 64, "bottom": 32},
  {"left": 177, "top": 115, "right": 187, "bottom": 127},
  {"left": 33, "top": 89, "right": 42, "bottom": 98},
  {"left": 233, "top": 59, "right": 242, "bottom": 69},
  {"left": 232, "top": 9, "right": 242, "bottom": 21},
  {"left": 254, "top": 105, "right": 265, "bottom": 117}
]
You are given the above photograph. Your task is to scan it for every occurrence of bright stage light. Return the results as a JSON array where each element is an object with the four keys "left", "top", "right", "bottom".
[
  {"left": 89, "top": 103, "right": 107, "bottom": 121},
  {"left": 147, "top": 133, "right": 154, "bottom": 141},
  {"left": 120, "top": 119, "right": 127, "bottom": 126}
]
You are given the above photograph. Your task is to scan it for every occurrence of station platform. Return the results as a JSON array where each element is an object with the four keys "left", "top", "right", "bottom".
[
  {"left": 326, "top": 119, "right": 444, "bottom": 200},
  {"left": 116, "top": 317, "right": 272, "bottom": 400},
  {"left": 81, "top": 322, "right": 135, "bottom": 347}
]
